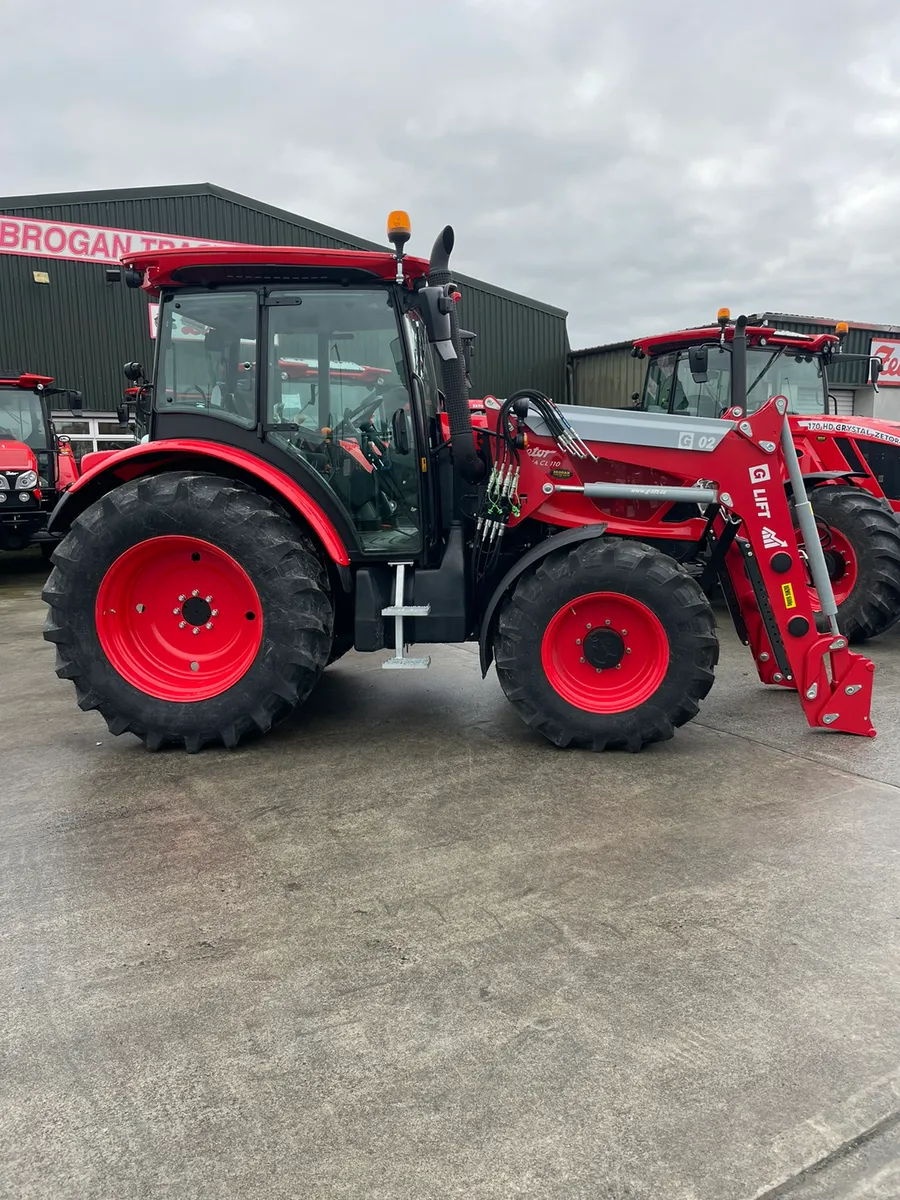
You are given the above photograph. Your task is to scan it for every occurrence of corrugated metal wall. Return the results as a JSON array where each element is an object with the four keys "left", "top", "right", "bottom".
[
  {"left": 570, "top": 343, "right": 647, "bottom": 407},
  {"left": 0, "top": 185, "right": 568, "bottom": 410}
]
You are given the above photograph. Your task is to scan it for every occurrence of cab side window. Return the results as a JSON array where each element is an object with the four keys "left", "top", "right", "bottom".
[
  {"left": 156, "top": 292, "right": 258, "bottom": 430},
  {"left": 672, "top": 348, "right": 731, "bottom": 417},
  {"left": 643, "top": 353, "right": 675, "bottom": 412}
]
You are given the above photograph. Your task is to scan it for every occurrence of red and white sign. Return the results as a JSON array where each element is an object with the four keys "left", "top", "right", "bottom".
[
  {"left": 870, "top": 338, "right": 900, "bottom": 387},
  {"left": 0, "top": 213, "right": 238, "bottom": 266}
]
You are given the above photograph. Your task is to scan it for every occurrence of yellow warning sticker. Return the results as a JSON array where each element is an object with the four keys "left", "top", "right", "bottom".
[{"left": 782, "top": 582, "right": 797, "bottom": 609}]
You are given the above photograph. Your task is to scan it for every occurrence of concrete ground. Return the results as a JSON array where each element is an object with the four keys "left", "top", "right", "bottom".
[{"left": 2, "top": 550, "right": 900, "bottom": 1200}]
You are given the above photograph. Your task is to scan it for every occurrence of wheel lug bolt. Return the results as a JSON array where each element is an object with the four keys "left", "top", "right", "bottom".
[
  {"left": 615, "top": 664, "right": 621, "bottom": 670},
  {"left": 586, "top": 623, "right": 592, "bottom": 630},
  {"left": 621, "top": 629, "right": 627, "bottom": 635},
  {"left": 135, "top": 604, "right": 145, "bottom": 613},
  {"left": 206, "top": 623, "right": 213, "bottom": 630},
  {"left": 580, "top": 657, "right": 586, "bottom": 663},
  {"left": 205, "top": 595, "right": 213, "bottom": 602},
  {"left": 192, "top": 590, "right": 199, "bottom": 597},
  {"left": 605, "top": 619, "right": 611, "bottom": 626},
  {"left": 211, "top": 609, "right": 219, "bottom": 617},
  {"left": 626, "top": 648, "right": 632, "bottom": 654},
  {"left": 179, "top": 621, "right": 185, "bottom": 629},
  {"left": 173, "top": 607, "right": 180, "bottom": 615},
  {"left": 190, "top": 662, "right": 199, "bottom": 672},
  {"left": 575, "top": 638, "right": 582, "bottom": 645},
  {"left": 193, "top": 627, "right": 200, "bottom": 635},
  {"left": 178, "top": 594, "right": 186, "bottom": 602}
]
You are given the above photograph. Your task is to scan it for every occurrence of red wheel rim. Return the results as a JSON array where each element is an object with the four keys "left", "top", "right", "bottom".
[
  {"left": 798, "top": 524, "right": 859, "bottom": 609},
  {"left": 540, "top": 592, "right": 669, "bottom": 713},
  {"left": 96, "top": 536, "right": 263, "bottom": 702}
]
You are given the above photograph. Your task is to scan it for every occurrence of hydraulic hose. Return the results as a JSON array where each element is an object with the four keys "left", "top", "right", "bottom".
[{"left": 428, "top": 227, "right": 485, "bottom": 483}]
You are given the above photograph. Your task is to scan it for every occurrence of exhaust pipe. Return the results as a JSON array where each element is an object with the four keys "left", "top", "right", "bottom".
[{"left": 427, "top": 227, "right": 485, "bottom": 483}]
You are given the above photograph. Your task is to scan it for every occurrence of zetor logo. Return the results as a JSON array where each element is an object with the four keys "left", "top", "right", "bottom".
[
  {"left": 749, "top": 462, "right": 771, "bottom": 519},
  {"left": 872, "top": 339, "right": 900, "bottom": 387}
]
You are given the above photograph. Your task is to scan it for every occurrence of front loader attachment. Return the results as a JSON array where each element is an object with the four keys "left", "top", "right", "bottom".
[{"left": 716, "top": 397, "right": 875, "bottom": 737}]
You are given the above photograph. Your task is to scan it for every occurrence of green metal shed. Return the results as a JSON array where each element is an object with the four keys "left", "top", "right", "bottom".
[{"left": 0, "top": 183, "right": 570, "bottom": 411}]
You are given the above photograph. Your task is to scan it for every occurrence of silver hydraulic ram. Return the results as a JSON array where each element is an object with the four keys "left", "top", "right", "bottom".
[
  {"left": 545, "top": 482, "right": 719, "bottom": 505},
  {"left": 778, "top": 403, "right": 841, "bottom": 635}
]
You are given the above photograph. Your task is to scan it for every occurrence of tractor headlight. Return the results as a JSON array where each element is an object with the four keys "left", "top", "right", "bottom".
[
  {"left": 18, "top": 492, "right": 30, "bottom": 503},
  {"left": 0, "top": 476, "right": 8, "bottom": 490},
  {"left": 0, "top": 493, "right": 6, "bottom": 503},
  {"left": 16, "top": 470, "right": 38, "bottom": 490}
]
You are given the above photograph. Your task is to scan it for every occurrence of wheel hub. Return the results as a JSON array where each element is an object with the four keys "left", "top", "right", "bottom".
[
  {"left": 583, "top": 627, "right": 625, "bottom": 670},
  {"left": 824, "top": 548, "right": 847, "bottom": 583},
  {"left": 181, "top": 595, "right": 212, "bottom": 625}
]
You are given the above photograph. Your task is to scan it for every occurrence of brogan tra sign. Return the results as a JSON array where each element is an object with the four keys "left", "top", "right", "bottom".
[{"left": 0, "top": 213, "right": 237, "bottom": 265}]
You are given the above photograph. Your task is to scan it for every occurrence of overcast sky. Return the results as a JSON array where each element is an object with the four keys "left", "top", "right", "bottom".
[{"left": 4, "top": 0, "right": 900, "bottom": 349}]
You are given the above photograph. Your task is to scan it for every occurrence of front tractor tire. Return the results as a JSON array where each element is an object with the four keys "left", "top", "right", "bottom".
[
  {"left": 42, "top": 472, "right": 334, "bottom": 752},
  {"left": 493, "top": 539, "right": 719, "bottom": 752},
  {"left": 800, "top": 485, "right": 900, "bottom": 644}
]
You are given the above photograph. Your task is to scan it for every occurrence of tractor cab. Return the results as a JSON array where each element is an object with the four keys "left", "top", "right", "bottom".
[
  {"left": 115, "top": 233, "right": 458, "bottom": 562},
  {"left": 633, "top": 312, "right": 882, "bottom": 420},
  {"left": 0, "top": 372, "right": 82, "bottom": 552}
]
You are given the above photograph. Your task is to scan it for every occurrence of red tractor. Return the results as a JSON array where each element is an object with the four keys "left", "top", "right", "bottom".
[
  {"left": 0, "top": 371, "right": 82, "bottom": 556},
  {"left": 630, "top": 314, "right": 900, "bottom": 643},
  {"left": 43, "top": 216, "right": 877, "bottom": 752}
]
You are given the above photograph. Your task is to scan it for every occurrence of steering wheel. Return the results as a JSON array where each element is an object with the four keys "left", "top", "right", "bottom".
[{"left": 339, "top": 384, "right": 409, "bottom": 436}]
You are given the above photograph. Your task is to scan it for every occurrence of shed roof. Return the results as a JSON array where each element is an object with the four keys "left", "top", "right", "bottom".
[{"left": 0, "top": 182, "right": 567, "bottom": 318}]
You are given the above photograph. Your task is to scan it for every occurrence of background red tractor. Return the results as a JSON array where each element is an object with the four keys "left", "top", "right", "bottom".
[
  {"left": 0, "top": 371, "right": 82, "bottom": 556},
  {"left": 43, "top": 216, "right": 876, "bottom": 752},
  {"left": 628, "top": 313, "right": 900, "bottom": 643}
]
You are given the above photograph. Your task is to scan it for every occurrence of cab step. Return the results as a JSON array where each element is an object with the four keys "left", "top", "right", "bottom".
[{"left": 382, "top": 562, "right": 431, "bottom": 669}]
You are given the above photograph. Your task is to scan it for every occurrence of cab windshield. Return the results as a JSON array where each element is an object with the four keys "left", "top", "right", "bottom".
[
  {"left": 645, "top": 346, "right": 826, "bottom": 418},
  {"left": 0, "top": 387, "right": 49, "bottom": 451}
]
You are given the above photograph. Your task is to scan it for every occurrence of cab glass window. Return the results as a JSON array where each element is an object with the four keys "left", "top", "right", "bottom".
[{"left": 156, "top": 291, "right": 258, "bottom": 429}]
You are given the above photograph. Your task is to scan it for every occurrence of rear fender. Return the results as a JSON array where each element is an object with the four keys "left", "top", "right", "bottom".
[
  {"left": 478, "top": 523, "right": 608, "bottom": 676},
  {"left": 47, "top": 439, "right": 353, "bottom": 586}
]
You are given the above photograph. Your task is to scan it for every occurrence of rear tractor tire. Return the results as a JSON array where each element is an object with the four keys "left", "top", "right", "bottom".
[
  {"left": 42, "top": 472, "right": 334, "bottom": 752},
  {"left": 800, "top": 485, "right": 900, "bottom": 644},
  {"left": 493, "top": 538, "right": 719, "bottom": 751}
]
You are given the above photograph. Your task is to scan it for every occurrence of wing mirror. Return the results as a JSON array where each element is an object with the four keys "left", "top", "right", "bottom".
[
  {"left": 688, "top": 344, "right": 709, "bottom": 383},
  {"left": 459, "top": 329, "right": 476, "bottom": 384},
  {"left": 871, "top": 356, "right": 883, "bottom": 392},
  {"left": 417, "top": 285, "right": 457, "bottom": 362},
  {"left": 391, "top": 407, "right": 411, "bottom": 455}
]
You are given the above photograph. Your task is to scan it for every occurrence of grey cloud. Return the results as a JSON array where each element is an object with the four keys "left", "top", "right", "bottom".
[{"left": 4, "top": 0, "right": 900, "bottom": 352}]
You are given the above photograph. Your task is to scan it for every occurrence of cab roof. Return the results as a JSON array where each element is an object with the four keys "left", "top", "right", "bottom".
[
  {"left": 0, "top": 372, "right": 54, "bottom": 389},
  {"left": 634, "top": 325, "right": 840, "bottom": 356},
  {"left": 122, "top": 245, "right": 432, "bottom": 296}
]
